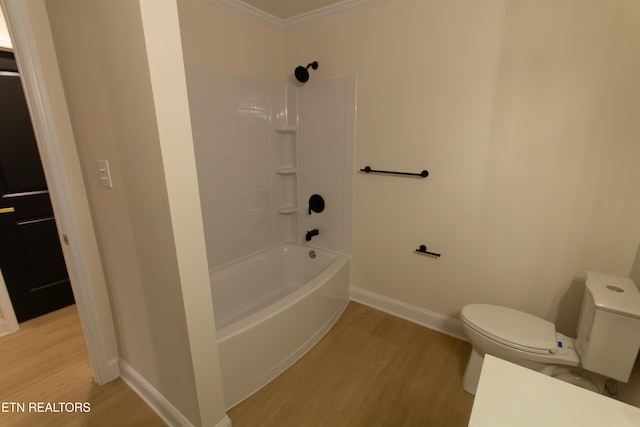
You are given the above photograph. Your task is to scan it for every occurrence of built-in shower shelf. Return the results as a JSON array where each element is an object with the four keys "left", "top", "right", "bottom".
[
  {"left": 277, "top": 206, "right": 297, "bottom": 215},
  {"left": 275, "top": 126, "right": 297, "bottom": 133},
  {"left": 276, "top": 167, "right": 297, "bottom": 175}
]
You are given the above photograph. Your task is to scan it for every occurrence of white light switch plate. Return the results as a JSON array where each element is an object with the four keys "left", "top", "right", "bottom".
[{"left": 96, "top": 159, "right": 113, "bottom": 188}]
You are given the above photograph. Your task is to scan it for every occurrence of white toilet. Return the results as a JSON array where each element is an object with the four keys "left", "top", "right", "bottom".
[{"left": 460, "top": 271, "right": 640, "bottom": 395}]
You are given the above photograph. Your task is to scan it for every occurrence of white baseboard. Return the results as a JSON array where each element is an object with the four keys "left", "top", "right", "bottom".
[
  {"left": 117, "top": 290, "right": 462, "bottom": 427},
  {"left": 0, "top": 319, "right": 9, "bottom": 338},
  {"left": 215, "top": 415, "right": 233, "bottom": 427},
  {"left": 349, "top": 287, "right": 467, "bottom": 341},
  {"left": 119, "top": 358, "right": 232, "bottom": 427}
]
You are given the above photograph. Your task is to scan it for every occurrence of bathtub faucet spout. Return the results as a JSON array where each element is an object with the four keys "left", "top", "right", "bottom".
[{"left": 305, "top": 229, "right": 319, "bottom": 241}]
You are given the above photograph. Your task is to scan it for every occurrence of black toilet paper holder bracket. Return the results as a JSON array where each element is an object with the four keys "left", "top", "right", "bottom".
[{"left": 416, "top": 245, "right": 441, "bottom": 258}]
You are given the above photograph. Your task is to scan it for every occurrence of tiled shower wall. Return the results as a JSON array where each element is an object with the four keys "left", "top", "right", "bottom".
[
  {"left": 186, "top": 68, "right": 274, "bottom": 268},
  {"left": 186, "top": 67, "right": 355, "bottom": 270},
  {"left": 298, "top": 76, "right": 355, "bottom": 254}
]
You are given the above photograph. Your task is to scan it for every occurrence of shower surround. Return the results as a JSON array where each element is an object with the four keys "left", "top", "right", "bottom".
[
  {"left": 186, "top": 67, "right": 356, "bottom": 407},
  {"left": 186, "top": 68, "right": 355, "bottom": 266}
]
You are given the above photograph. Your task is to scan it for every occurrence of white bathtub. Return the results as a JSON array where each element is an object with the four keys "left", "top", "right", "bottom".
[{"left": 211, "top": 242, "right": 350, "bottom": 409}]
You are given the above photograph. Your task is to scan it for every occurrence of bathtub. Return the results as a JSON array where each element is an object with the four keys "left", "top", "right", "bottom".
[{"left": 211, "top": 242, "right": 350, "bottom": 409}]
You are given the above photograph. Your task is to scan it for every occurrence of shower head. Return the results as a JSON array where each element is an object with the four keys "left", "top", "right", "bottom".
[{"left": 294, "top": 61, "right": 318, "bottom": 83}]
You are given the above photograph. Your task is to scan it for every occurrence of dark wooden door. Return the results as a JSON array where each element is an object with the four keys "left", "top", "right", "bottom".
[{"left": 0, "top": 51, "right": 74, "bottom": 322}]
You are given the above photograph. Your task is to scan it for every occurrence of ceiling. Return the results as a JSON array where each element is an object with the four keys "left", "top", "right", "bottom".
[
  {"left": 207, "top": 0, "right": 385, "bottom": 27},
  {"left": 241, "top": 0, "right": 347, "bottom": 19}
]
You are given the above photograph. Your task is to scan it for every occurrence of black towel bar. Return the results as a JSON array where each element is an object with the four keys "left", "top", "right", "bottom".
[
  {"left": 360, "top": 166, "right": 428, "bottom": 178},
  {"left": 416, "top": 245, "right": 441, "bottom": 258}
]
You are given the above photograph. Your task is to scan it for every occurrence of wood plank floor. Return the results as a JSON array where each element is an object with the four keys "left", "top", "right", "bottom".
[
  {"left": 1, "top": 302, "right": 474, "bottom": 426},
  {"left": 0, "top": 305, "right": 164, "bottom": 427},
  {"left": 228, "top": 301, "right": 475, "bottom": 427}
]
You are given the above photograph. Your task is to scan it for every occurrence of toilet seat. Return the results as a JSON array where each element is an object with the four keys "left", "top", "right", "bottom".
[{"left": 461, "top": 304, "right": 558, "bottom": 355}]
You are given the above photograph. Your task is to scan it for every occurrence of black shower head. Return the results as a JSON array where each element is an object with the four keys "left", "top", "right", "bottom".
[{"left": 295, "top": 61, "right": 318, "bottom": 83}]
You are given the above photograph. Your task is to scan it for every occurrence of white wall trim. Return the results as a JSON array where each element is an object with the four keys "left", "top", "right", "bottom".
[
  {"left": 216, "top": 415, "right": 234, "bottom": 427},
  {"left": 350, "top": 287, "right": 467, "bottom": 341},
  {"left": 119, "top": 359, "right": 189, "bottom": 427},
  {"left": 0, "top": 318, "right": 13, "bottom": 338},
  {"left": 119, "top": 359, "right": 232, "bottom": 427},
  {"left": 1, "top": 0, "right": 119, "bottom": 384},
  {"left": 0, "top": 271, "right": 19, "bottom": 337},
  {"left": 140, "top": 1, "right": 229, "bottom": 425},
  {"left": 203, "top": 0, "right": 281, "bottom": 28},
  {"left": 283, "top": 0, "right": 387, "bottom": 28},
  {"left": 202, "top": 0, "right": 386, "bottom": 29},
  {"left": 0, "top": 4, "right": 20, "bottom": 341},
  {"left": 341, "top": 74, "right": 357, "bottom": 255}
]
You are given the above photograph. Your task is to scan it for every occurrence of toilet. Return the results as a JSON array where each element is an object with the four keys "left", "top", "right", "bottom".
[{"left": 460, "top": 271, "right": 640, "bottom": 395}]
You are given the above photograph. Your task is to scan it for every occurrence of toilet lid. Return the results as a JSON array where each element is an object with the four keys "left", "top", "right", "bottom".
[{"left": 461, "top": 304, "right": 557, "bottom": 353}]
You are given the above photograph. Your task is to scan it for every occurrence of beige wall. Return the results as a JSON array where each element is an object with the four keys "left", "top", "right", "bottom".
[
  {"left": 282, "top": 0, "right": 640, "bottom": 334},
  {"left": 177, "top": 0, "right": 283, "bottom": 79},
  {"left": 0, "top": 6, "right": 11, "bottom": 49},
  {"left": 177, "top": 0, "right": 640, "bottom": 334},
  {"left": 27, "top": 0, "right": 639, "bottom": 416},
  {"left": 20, "top": 0, "right": 120, "bottom": 365},
  {"left": 45, "top": 0, "right": 225, "bottom": 424},
  {"left": 138, "top": 0, "right": 227, "bottom": 423},
  {"left": 31, "top": 0, "right": 640, "bottom": 415}
]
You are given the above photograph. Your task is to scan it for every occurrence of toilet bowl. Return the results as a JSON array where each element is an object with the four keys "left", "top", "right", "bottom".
[
  {"left": 460, "top": 271, "right": 640, "bottom": 395},
  {"left": 460, "top": 305, "right": 597, "bottom": 394}
]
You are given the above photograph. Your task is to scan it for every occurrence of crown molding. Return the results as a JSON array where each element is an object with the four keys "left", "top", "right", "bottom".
[
  {"left": 203, "top": 0, "right": 281, "bottom": 27},
  {"left": 203, "top": 0, "right": 386, "bottom": 29}
]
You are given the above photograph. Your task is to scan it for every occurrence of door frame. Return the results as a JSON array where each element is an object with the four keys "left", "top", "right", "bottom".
[
  {"left": 0, "top": 7, "right": 19, "bottom": 338},
  {"left": 0, "top": 0, "right": 118, "bottom": 384},
  {"left": 0, "top": 272, "right": 18, "bottom": 336}
]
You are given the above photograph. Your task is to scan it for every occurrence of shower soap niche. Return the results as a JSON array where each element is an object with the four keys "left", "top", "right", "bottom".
[
  {"left": 275, "top": 126, "right": 296, "bottom": 133},
  {"left": 276, "top": 168, "right": 297, "bottom": 175},
  {"left": 277, "top": 207, "right": 297, "bottom": 215}
]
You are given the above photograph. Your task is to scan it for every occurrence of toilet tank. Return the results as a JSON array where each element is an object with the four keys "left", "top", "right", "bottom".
[{"left": 575, "top": 271, "right": 640, "bottom": 382}]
